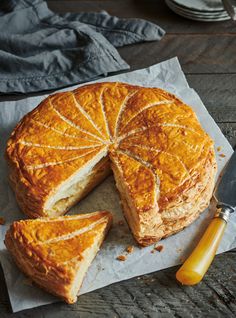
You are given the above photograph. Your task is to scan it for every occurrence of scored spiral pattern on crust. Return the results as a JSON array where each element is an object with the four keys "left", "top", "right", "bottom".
[{"left": 6, "top": 82, "right": 216, "bottom": 221}]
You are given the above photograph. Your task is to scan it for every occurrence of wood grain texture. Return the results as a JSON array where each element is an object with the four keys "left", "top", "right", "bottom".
[
  {"left": 118, "top": 34, "right": 236, "bottom": 74},
  {"left": 1, "top": 0, "right": 236, "bottom": 316}
]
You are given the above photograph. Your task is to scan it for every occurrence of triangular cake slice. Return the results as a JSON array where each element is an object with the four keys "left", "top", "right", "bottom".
[{"left": 5, "top": 211, "right": 112, "bottom": 303}]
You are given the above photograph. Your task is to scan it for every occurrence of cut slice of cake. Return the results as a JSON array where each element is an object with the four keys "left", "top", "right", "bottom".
[{"left": 5, "top": 211, "right": 112, "bottom": 303}]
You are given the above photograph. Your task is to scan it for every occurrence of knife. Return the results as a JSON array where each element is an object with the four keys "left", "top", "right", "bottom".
[
  {"left": 176, "top": 150, "right": 236, "bottom": 285},
  {"left": 222, "top": 0, "right": 236, "bottom": 21}
]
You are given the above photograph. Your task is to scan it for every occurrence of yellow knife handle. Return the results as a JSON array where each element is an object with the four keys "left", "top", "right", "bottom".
[{"left": 176, "top": 206, "right": 232, "bottom": 285}]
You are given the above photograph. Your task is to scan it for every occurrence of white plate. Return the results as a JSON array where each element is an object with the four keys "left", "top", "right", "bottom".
[
  {"left": 166, "top": 0, "right": 230, "bottom": 21},
  {"left": 171, "top": 0, "right": 225, "bottom": 12},
  {"left": 167, "top": 0, "right": 229, "bottom": 17}
]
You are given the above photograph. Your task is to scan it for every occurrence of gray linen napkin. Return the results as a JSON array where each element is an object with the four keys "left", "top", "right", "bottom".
[{"left": 0, "top": 0, "right": 165, "bottom": 94}]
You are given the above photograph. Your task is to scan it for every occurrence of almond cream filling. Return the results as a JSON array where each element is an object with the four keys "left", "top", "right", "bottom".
[{"left": 44, "top": 149, "right": 109, "bottom": 216}]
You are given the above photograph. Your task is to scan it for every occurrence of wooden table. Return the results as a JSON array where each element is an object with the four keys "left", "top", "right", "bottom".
[{"left": 1, "top": 0, "right": 236, "bottom": 316}]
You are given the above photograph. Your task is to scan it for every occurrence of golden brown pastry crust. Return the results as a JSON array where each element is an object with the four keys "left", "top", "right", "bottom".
[
  {"left": 5, "top": 211, "right": 112, "bottom": 303},
  {"left": 6, "top": 82, "right": 217, "bottom": 245}
]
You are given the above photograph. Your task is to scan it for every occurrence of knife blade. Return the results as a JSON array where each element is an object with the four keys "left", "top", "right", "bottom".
[
  {"left": 215, "top": 150, "right": 236, "bottom": 209},
  {"left": 222, "top": 0, "right": 236, "bottom": 21},
  {"left": 176, "top": 150, "right": 235, "bottom": 285}
]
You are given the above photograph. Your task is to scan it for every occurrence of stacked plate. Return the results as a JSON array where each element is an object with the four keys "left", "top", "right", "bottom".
[{"left": 166, "top": 0, "right": 234, "bottom": 21}]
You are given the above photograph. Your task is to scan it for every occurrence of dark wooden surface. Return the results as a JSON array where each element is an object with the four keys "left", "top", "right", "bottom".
[{"left": 1, "top": 0, "right": 236, "bottom": 317}]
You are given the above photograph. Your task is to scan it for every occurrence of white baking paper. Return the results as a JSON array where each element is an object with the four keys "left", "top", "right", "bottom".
[{"left": 0, "top": 57, "right": 235, "bottom": 312}]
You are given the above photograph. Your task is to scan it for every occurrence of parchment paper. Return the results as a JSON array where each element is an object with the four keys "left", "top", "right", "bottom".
[{"left": 0, "top": 57, "right": 235, "bottom": 313}]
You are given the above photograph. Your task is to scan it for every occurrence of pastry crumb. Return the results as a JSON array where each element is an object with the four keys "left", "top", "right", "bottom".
[
  {"left": 154, "top": 245, "right": 164, "bottom": 252},
  {"left": 219, "top": 153, "right": 226, "bottom": 158},
  {"left": 0, "top": 217, "right": 5, "bottom": 225},
  {"left": 117, "top": 255, "right": 127, "bottom": 261},
  {"left": 118, "top": 220, "right": 125, "bottom": 226},
  {"left": 23, "top": 278, "right": 33, "bottom": 286},
  {"left": 126, "top": 245, "right": 134, "bottom": 254},
  {"left": 151, "top": 250, "right": 155, "bottom": 254},
  {"left": 216, "top": 146, "right": 222, "bottom": 152}
]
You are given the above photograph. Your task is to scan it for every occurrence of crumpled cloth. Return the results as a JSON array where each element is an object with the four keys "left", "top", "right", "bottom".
[{"left": 0, "top": 0, "right": 165, "bottom": 94}]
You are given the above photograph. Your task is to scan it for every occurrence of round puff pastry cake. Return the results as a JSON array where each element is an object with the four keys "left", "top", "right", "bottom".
[{"left": 6, "top": 82, "right": 217, "bottom": 246}]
